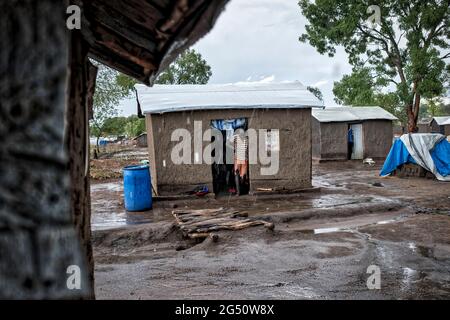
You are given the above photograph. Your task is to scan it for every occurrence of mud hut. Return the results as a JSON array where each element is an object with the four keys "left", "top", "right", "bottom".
[
  {"left": 133, "top": 133, "right": 148, "bottom": 147},
  {"left": 136, "top": 83, "right": 323, "bottom": 195},
  {"left": 417, "top": 119, "right": 432, "bottom": 133},
  {"left": 312, "top": 107, "right": 397, "bottom": 161},
  {"left": 430, "top": 116, "right": 450, "bottom": 136}
]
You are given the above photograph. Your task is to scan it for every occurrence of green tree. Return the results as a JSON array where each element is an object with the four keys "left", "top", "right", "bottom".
[
  {"left": 307, "top": 86, "right": 324, "bottom": 102},
  {"left": 124, "top": 115, "right": 146, "bottom": 138},
  {"left": 333, "top": 68, "right": 378, "bottom": 105},
  {"left": 422, "top": 97, "right": 445, "bottom": 117},
  {"left": 299, "top": 0, "right": 450, "bottom": 132},
  {"left": 442, "top": 103, "right": 450, "bottom": 115},
  {"left": 155, "top": 49, "right": 212, "bottom": 84},
  {"left": 90, "top": 64, "right": 133, "bottom": 152},
  {"left": 113, "top": 49, "right": 212, "bottom": 139},
  {"left": 102, "top": 117, "right": 128, "bottom": 136},
  {"left": 332, "top": 68, "right": 406, "bottom": 125},
  {"left": 116, "top": 49, "right": 212, "bottom": 88}
]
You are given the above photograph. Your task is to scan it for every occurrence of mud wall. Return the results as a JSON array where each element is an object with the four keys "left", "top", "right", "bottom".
[
  {"left": 417, "top": 123, "right": 430, "bottom": 133},
  {"left": 318, "top": 122, "right": 348, "bottom": 160},
  {"left": 314, "top": 120, "right": 393, "bottom": 160},
  {"left": 146, "top": 108, "right": 312, "bottom": 194},
  {"left": 311, "top": 118, "right": 321, "bottom": 159},
  {"left": 362, "top": 120, "right": 393, "bottom": 158},
  {"left": 430, "top": 120, "right": 441, "bottom": 134},
  {"left": 430, "top": 120, "right": 450, "bottom": 136}
]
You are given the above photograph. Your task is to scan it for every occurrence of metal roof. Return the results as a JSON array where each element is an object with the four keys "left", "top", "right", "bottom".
[
  {"left": 136, "top": 82, "right": 324, "bottom": 114},
  {"left": 433, "top": 116, "right": 450, "bottom": 125},
  {"left": 312, "top": 106, "right": 397, "bottom": 123}
]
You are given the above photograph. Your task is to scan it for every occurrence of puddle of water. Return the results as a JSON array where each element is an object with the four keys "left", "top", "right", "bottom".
[
  {"left": 402, "top": 267, "right": 418, "bottom": 291},
  {"left": 311, "top": 194, "right": 370, "bottom": 209},
  {"left": 91, "top": 180, "right": 165, "bottom": 230},
  {"left": 91, "top": 182, "right": 123, "bottom": 192},
  {"left": 91, "top": 207, "right": 157, "bottom": 231},
  {"left": 408, "top": 242, "right": 417, "bottom": 253},
  {"left": 314, "top": 227, "right": 341, "bottom": 234},
  {"left": 376, "top": 245, "right": 394, "bottom": 266},
  {"left": 376, "top": 219, "right": 396, "bottom": 225},
  {"left": 312, "top": 176, "right": 347, "bottom": 190},
  {"left": 285, "top": 285, "right": 319, "bottom": 299}
]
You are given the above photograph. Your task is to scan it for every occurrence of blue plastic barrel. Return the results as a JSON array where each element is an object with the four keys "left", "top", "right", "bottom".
[{"left": 123, "top": 165, "right": 152, "bottom": 211}]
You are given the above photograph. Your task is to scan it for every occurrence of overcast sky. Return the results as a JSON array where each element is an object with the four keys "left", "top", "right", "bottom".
[{"left": 118, "top": 0, "right": 353, "bottom": 116}]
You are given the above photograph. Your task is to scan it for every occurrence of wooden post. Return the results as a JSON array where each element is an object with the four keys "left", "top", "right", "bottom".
[
  {"left": 66, "top": 29, "right": 97, "bottom": 299},
  {"left": 0, "top": 0, "right": 90, "bottom": 298}
]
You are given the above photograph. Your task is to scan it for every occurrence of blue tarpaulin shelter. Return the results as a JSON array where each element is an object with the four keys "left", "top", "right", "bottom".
[{"left": 380, "top": 135, "right": 450, "bottom": 179}]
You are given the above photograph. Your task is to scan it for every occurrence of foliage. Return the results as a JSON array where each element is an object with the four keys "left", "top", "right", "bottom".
[
  {"left": 419, "top": 97, "right": 448, "bottom": 118},
  {"left": 333, "top": 67, "right": 406, "bottom": 124},
  {"left": 299, "top": 0, "right": 450, "bottom": 132},
  {"left": 155, "top": 49, "right": 212, "bottom": 84},
  {"left": 102, "top": 117, "right": 128, "bottom": 136},
  {"left": 94, "top": 49, "right": 212, "bottom": 148},
  {"left": 90, "top": 64, "right": 134, "bottom": 148},
  {"left": 116, "top": 49, "right": 212, "bottom": 87},
  {"left": 124, "top": 115, "right": 146, "bottom": 138},
  {"left": 333, "top": 68, "right": 378, "bottom": 106},
  {"left": 94, "top": 115, "right": 146, "bottom": 138}
]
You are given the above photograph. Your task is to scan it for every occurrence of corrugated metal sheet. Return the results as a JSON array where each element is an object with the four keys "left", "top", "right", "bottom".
[
  {"left": 312, "top": 106, "right": 397, "bottom": 122},
  {"left": 136, "top": 82, "right": 324, "bottom": 114},
  {"left": 433, "top": 116, "right": 450, "bottom": 125}
]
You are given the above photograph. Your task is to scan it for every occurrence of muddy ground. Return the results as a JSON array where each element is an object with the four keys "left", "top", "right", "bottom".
[{"left": 92, "top": 161, "right": 450, "bottom": 299}]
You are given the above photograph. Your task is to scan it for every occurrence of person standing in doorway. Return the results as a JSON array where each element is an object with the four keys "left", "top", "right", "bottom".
[
  {"left": 348, "top": 127, "right": 354, "bottom": 160},
  {"left": 233, "top": 129, "right": 249, "bottom": 195}
]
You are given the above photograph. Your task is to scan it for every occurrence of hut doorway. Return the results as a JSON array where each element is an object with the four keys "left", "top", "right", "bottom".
[
  {"left": 349, "top": 123, "right": 364, "bottom": 159},
  {"left": 211, "top": 118, "right": 250, "bottom": 196}
]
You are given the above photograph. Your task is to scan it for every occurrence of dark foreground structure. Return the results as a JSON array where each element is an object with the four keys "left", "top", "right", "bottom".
[
  {"left": 136, "top": 83, "right": 323, "bottom": 195},
  {"left": 312, "top": 107, "right": 397, "bottom": 161},
  {"left": 0, "top": 0, "right": 228, "bottom": 299}
]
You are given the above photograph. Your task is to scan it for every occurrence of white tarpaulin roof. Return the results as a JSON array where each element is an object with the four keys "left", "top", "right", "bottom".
[
  {"left": 136, "top": 82, "right": 324, "bottom": 114},
  {"left": 312, "top": 106, "right": 397, "bottom": 123},
  {"left": 400, "top": 133, "right": 450, "bottom": 181},
  {"left": 433, "top": 116, "right": 450, "bottom": 125}
]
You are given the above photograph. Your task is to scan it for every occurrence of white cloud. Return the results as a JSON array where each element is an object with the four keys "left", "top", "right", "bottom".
[
  {"left": 232, "top": 74, "right": 275, "bottom": 85},
  {"left": 193, "top": 0, "right": 351, "bottom": 106},
  {"left": 313, "top": 80, "right": 328, "bottom": 88}
]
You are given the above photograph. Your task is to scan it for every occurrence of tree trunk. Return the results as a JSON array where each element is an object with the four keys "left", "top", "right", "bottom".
[
  {"left": 96, "top": 136, "right": 100, "bottom": 154},
  {"left": 0, "top": 0, "right": 90, "bottom": 299},
  {"left": 407, "top": 84, "right": 420, "bottom": 133},
  {"left": 407, "top": 103, "right": 417, "bottom": 133}
]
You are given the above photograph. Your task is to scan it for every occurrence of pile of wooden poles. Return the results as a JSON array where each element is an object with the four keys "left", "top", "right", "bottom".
[{"left": 172, "top": 208, "right": 274, "bottom": 241}]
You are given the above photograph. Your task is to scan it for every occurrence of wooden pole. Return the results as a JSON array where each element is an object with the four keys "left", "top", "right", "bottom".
[
  {"left": 66, "top": 28, "right": 97, "bottom": 299},
  {"left": 0, "top": 0, "right": 90, "bottom": 299}
]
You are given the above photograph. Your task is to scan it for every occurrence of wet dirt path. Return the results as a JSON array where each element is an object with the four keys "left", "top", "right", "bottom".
[{"left": 93, "top": 162, "right": 450, "bottom": 299}]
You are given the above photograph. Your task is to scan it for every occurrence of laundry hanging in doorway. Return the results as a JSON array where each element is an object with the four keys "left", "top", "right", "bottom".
[{"left": 211, "top": 118, "right": 247, "bottom": 145}]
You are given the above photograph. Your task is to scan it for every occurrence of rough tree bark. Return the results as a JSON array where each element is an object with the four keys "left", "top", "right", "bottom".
[
  {"left": 0, "top": 0, "right": 90, "bottom": 299},
  {"left": 407, "top": 84, "right": 421, "bottom": 133}
]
